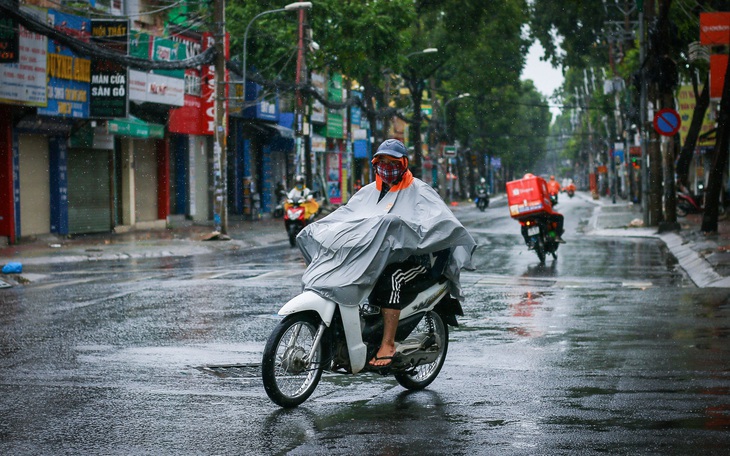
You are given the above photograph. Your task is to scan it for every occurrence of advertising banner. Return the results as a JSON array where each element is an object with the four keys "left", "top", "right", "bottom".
[
  {"left": 677, "top": 85, "right": 715, "bottom": 147},
  {"left": 700, "top": 12, "right": 730, "bottom": 45},
  {"left": 0, "top": 6, "right": 47, "bottom": 106},
  {"left": 90, "top": 19, "right": 128, "bottom": 118},
  {"left": 38, "top": 9, "right": 91, "bottom": 118}
]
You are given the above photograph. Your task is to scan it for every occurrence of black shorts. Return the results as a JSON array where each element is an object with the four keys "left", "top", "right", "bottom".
[
  {"left": 368, "top": 249, "right": 450, "bottom": 310},
  {"left": 369, "top": 262, "right": 432, "bottom": 310}
]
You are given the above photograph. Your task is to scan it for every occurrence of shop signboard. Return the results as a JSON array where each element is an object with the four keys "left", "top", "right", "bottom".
[
  {"left": 38, "top": 9, "right": 91, "bottom": 118},
  {"left": 310, "top": 72, "right": 326, "bottom": 123},
  {"left": 108, "top": 116, "right": 164, "bottom": 139},
  {"left": 151, "top": 36, "right": 186, "bottom": 79},
  {"left": 0, "top": 6, "right": 46, "bottom": 106},
  {"left": 326, "top": 72, "right": 344, "bottom": 138},
  {"left": 90, "top": 19, "right": 129, "bottom": 118},
  {"left": 0, "top": 0, "right": 19, "bottom": 64},
  {"left": 168, "top": 30, "right": 207, "bottom": 135},
  {"left": 129, "top": 69, "right": 184, "bottom": 106}
]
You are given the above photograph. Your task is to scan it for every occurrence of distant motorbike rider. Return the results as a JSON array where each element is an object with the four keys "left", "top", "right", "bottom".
[
  {"left": 286, "top": 175, "right": 318, "bottom": 220},
  {"left": 475, "top": 177, "right": 488, "bottom": 196},
  {"left": 288, "top": 175, "right": 312, "bottom": 200},
  {"left": 547, "top": 175, "right": 561, "bottom": 196}
]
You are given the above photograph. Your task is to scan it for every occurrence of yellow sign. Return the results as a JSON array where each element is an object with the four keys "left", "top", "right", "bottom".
[{"left": 677, "top": 85, "right": 715, "bottom": 147}]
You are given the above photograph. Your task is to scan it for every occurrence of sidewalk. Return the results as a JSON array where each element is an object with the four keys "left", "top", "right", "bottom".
[
  {"left": 1, "top": 194, "right": 730, "bottom": 288},
  {"left": 582, "top": 192, "right": 730, "bottom": 288}
]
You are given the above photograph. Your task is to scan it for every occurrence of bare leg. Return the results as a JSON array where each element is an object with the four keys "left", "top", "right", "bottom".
[{"left": 369, "top": 308, "right": 400, "bottom": 366}]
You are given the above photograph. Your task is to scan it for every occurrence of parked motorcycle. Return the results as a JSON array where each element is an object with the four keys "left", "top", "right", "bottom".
[
  {"left": 272, "top": 190, "right": 288, "bottom": 218},
  {"left": 475, "top": 189, "right": 490, "bottom": 211},
  {"left": 676, "top": 190, "right": 725, "bottom": 217},
  {"left": 519, "top": 216, "right": 560, "bottom": 264},
  {"left": 283, "top": 198, "right": 317, "bottom": 247},
  {"left": 261, "top": 276, "right": 462, "bottom": 408}
]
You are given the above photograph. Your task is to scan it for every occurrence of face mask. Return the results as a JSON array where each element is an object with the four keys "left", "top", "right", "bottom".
[
  {"left": 375, "top": 160, "right": 405, "bottom": 185},
  {"left": 296, "top": 184, "right": 303, "bottom": 190}
]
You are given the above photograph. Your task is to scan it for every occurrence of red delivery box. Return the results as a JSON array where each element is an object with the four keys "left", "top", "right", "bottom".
[{"left": 506, "top": 175, "right": 552, "bottom": 219}]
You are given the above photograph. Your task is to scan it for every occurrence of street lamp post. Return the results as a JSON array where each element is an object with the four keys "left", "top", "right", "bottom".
[
  {"left": 442, "top": 93, "right": 471, "bottom": 138},
  {"left": 433, "top": 93, "right": 470, "bottom": 192},
  {"left": 402, "top": 48, "right": 438, "bottom": 179},
  {"left": 235, "top": 2, "right": 311, "bottom": 225},
  {"left": 242, "top": 2, "right": 312, "bottom": 108}
]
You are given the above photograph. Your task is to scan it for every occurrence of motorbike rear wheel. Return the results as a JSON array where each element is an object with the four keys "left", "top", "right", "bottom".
[
  {"left": 394, "top": 311, "right": 448, "bottom": 391},
  {"left": 262, "top": 313, "right": 325, "bottom": 408},
  {"left": 535, "top": 236, "right": 546, "bottom": 264}
]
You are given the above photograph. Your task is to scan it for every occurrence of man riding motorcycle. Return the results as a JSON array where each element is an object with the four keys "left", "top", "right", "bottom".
[
  {"left": 286, "top": 175, "right": 318, "bottom": 220},
  {"left": 295, "top": 139, "right": 476, "bottom": 369}
]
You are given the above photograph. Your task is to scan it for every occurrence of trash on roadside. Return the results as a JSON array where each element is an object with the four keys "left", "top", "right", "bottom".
[
  {"left": 2, "top": 262, "right": 22, "bottom": 274},
  {"left": 0, "top": 279, "right": 11, "bottom": 288},
  {"left": 628, "top": 218, "right": 644, "bottom": 228},
  {"left": 49, "top": 244, "right": 62, "bottom": 248}
]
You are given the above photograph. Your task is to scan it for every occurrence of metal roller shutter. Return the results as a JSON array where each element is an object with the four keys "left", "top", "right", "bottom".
[{"left": 67, "top": 149, "right": 112, "bottom": 234}]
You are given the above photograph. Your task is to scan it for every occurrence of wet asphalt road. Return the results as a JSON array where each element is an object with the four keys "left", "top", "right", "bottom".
[{"left": 1, "top": 196, "right": 729, "bottom": 455}]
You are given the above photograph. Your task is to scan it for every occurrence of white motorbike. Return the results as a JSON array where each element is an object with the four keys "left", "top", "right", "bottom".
[{"left": 261, "top": 276, "right": 463, "bottom": 408}]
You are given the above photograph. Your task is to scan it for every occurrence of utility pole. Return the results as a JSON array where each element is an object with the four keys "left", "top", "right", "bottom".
[
  {"left": 295, "top": 7, "right": 312, "bottom": 190},
  {"left": 213, "top": 0, "right": 228, "bottom": 236}
]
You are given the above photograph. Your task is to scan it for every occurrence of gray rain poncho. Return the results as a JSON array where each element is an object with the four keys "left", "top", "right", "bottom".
[{"left": 296, "top": 177, "right": 476, "bottom": 307}]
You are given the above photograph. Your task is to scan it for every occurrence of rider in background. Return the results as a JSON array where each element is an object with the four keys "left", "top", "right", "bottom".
[
  {"left": 547, "top": 175, "right": 561, "bottom": 197},
  {"left": 526, "top": 173, "right": 565, "bottom": 243},
  {"left": 287, "top": 175, "right": 319, "bottom": 220}
]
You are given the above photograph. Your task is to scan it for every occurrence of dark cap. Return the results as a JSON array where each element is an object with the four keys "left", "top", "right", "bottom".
[{"left": 373, "top": 139, "right": 407, "bottom": 159}]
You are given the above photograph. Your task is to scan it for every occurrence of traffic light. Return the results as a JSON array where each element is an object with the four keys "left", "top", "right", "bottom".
[{"left": 631, "top": 157, "right": 640, "bottom": 169}]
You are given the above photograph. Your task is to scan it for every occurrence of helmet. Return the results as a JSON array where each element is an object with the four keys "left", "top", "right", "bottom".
[
  {"left": 550, "top": 175, "right": 555, "bottom": 180},
  {"left": 480, "top": 177, "right": 486, "bottom": 184},
  {"left": 373, "top": 139, "right": 407, "bottom": 159},
  {"left": 295, "top": 175, "right": 305, "bottom": 185}
]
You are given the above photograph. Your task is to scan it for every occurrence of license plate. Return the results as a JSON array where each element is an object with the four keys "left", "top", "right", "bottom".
[{"left": 527, "top": 226, "right": 539, "bottom": 236}]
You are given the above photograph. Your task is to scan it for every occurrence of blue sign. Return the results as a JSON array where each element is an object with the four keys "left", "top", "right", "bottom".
[
  {"left": 38, "top": 10, "right": 91, "bottom": 118},
  {"left": 653, "top": 108, "right": 681, "bottom": 136}
]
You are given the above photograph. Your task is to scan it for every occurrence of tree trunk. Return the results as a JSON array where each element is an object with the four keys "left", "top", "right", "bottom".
[
  {"left": 676, "top": 74, "right": 710, "bottom": 187},
  {"left": 700, "top": 54, "right": 730, "bottom": 233}
]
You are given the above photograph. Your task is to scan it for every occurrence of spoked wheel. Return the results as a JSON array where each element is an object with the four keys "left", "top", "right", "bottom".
[
  {"left": 262, "top": 313, "right": 325, "bottom": 408},
  {"left": 394, "top": 311, "right": 448, "bottom": 391}
]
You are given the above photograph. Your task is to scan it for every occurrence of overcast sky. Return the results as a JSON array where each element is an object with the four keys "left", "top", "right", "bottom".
[{"left": 521, "top": 41, "right": 564, "bottom": 118}]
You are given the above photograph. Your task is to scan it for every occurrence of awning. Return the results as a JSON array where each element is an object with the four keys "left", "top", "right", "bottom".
[
  {"left": 107, "top": 116, "right": 164, "bottom": 139},
  {"left": 239, "top": 120, "right": 295, "bottom": 140},
  {"left": 262, "top": 122, "right": 295, "bottom": 139}
]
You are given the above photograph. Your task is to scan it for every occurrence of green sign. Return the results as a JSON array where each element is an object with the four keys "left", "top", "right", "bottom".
[{"left": 107, "top": 117, "right": 164, "bottom": 139}]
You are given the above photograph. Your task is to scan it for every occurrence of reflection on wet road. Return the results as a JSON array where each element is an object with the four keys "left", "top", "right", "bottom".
[{"left": 1, "top": 196, "right": 729, "bottom": 454}]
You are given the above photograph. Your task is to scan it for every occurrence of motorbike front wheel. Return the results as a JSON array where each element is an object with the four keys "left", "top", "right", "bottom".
[
  {"left": 262, "top": 313, "right": 325, "bottom": 408},
  {"left": 394, "top": 311, "right": 448, "bottom": 391}
]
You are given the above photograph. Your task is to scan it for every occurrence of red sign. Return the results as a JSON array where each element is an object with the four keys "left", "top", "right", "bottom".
[
  {"left": 711, "top": 54, "right": 729, "bottom": 100},
  {"left": 700, "top": 12, "right": 730, "bottom": 45},
  {"left": 653, "top": 108, "right": 681, "bottom": 136}
]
